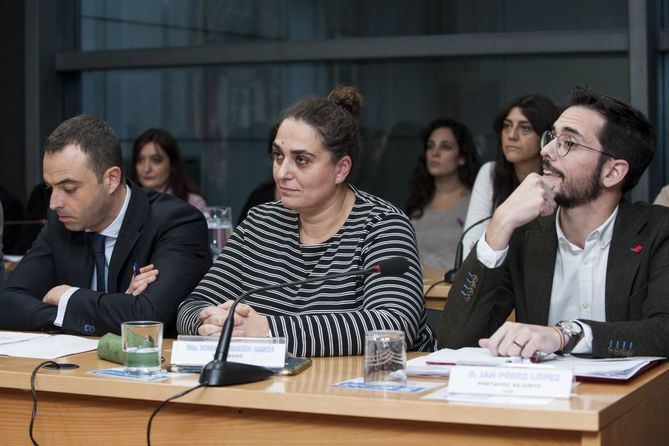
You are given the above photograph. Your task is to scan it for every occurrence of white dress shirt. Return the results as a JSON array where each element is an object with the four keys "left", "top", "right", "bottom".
[
  {"left": 476, "top": 205, "right": 620, "bottom": 354},
  {"left": 54, "top": 185, "right": 131, "bottom": 326}
]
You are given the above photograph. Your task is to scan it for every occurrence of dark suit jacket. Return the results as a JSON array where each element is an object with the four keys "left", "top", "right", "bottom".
[
  {"left": 438, "top": 201, "right": 669, "bottom": 358},
  {"left": 0, "top": 181, "right": 211, "bottom": 336}
]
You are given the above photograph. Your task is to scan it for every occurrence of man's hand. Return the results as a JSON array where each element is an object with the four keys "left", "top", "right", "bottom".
[
  {"left": 125, "top": 264, "right": 159, "bottom": 296},
  {"left": 485, "top": 173, "right": 561, "bottom": 250},
  {"left": 42, "top": 285, "right": 72, "bottom": 306},
  {"left": 479, "top": 321, "right": 562, "bottom": 358}
]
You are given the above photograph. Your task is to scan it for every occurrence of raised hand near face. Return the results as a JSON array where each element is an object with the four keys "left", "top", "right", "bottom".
[{"left": 485, "top": 173, "right": 561, "bottom": 250}]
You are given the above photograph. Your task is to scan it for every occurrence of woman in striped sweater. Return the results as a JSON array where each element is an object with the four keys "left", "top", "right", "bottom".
[{"left": 176, "top": 86, "right": 437, "bottom": 356}]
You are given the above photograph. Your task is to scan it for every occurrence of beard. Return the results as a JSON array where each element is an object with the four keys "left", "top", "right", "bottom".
[{"left": 543, "top": 158, "right": 604, "bottom": 209}]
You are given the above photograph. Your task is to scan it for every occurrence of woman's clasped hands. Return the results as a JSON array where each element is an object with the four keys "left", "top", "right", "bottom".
[{"left": 198, "top": 301, "right": 270, "bottom": 338}]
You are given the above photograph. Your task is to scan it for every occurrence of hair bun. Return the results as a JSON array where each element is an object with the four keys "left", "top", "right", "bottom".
[{"left": 327, "top": 85, "right": 363, "bottom": 119}]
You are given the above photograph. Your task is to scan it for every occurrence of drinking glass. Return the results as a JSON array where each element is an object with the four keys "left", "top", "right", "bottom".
[
  {"left": 203, "top": 206, "right": 233, "bottom": 261},
  {"left": 121, "top": 321, "right": 163, "bottom": 375},
  {"left": 364, "top": 330, "right": 407, "bottom": 385}
]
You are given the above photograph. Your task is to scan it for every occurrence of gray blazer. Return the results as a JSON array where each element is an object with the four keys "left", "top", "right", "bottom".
[{"left": 438, "top": 200, "right": 669, "bottom": 358}]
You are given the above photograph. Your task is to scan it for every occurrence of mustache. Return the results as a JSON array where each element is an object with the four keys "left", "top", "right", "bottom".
[{"left": 542, "top": 159, "right": 564, "bottom": 179}]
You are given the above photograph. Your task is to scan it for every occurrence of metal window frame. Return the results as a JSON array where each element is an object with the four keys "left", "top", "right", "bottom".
[
  {"left": 628, "top": 0, "right": 658, "bottom": 202},
  {"left": 25, "top": 0, "right": 667, "bottom": 200},
  {"left": 54, "top": 30, "right": 629, "bottom": 72}
]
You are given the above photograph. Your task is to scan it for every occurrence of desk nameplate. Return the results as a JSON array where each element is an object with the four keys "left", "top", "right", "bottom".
[{"left": 448, "top": 365, "right": 573, "bottom": 399}]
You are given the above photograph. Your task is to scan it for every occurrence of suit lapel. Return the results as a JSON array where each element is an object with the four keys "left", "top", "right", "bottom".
[
  {"left": 68, "top": 230, "right": 95, "bottom": 288},
  {"left": 107, "top": 182, "right": 149, "bottom": 292},
  {"left": 605, "top": 201, "right": 646, "bottom": 321},
  {"left": 523, "top": 216, "right": 558, "bottom": 326}
]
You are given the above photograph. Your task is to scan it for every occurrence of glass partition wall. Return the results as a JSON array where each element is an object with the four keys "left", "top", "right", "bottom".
[{"left": 28, "top": 0, "right": 667, "bottom": 213}]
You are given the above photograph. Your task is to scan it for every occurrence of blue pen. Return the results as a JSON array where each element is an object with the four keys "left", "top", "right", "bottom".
[{"left": 132, "top": 261, "right": 141, "bottom": 276}]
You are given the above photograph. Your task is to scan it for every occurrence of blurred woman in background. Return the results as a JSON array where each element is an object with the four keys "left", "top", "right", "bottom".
[
  {"left": 405, "top": 118, "right": 480, "bottom": 269},
  {"left": 131, "top": 128, "right": 207, "bottom": 211},
  {"left": 462, "top": 95, "right": 560, "bottom": 256}
]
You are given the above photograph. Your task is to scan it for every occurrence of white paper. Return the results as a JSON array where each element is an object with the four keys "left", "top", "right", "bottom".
[
  {"left": 0, "top": 333, "right": 98, "bottom": 359},
  {"left": 406, "top": 347, "right": 521, "bottom": 377},
  {"left": 405, "top": 354, "right": 453, "bottom": 377},
  {"left": 422, "top": 347, "right": 551, "bottom": 366},
  {"left": 408, "top": 347, "right": 664, "bottom": 381},
  {"left": 0, "top": 331, "right": 49, "bottom": 345},
  {"left": 551, "top": 355, "right": 664, "bottom": 380}
]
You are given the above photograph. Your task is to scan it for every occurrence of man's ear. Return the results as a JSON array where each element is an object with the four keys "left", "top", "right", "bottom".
[
  {"left": 601, "top": 158, "right": 629, "bottom": 189},
  {"left": 104, "top": 166, "right": 123, "bottom": 193},
  {"left": 335, "top": 155, "right": 352, "bottom": 184}
]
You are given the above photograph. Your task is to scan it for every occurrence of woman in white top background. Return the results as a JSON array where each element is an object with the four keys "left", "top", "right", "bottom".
[
  {"left": 462, "top": 95, "right": 560, "bottom": 256},
  {"left": 405, "top": 118, "right": 480, "bottom": 269},
  {"left": 654, "top": 185, "right": 669, "bottom": 207}
]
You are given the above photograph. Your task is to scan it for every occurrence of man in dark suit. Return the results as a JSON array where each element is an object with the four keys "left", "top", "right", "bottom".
[
  {"left": 0, "top": 115, "right": 211, "bottom": 336},
  {"left": 438, "top": 87, "right": 669, "bottom": 358}
]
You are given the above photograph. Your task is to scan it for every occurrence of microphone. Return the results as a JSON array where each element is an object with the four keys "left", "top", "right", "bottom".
[
  {"left": 444, "top": 216, "right": 492, "bottom": 284},
  {"left": 199, "top": 256, "right": 411, "bottom": 387}
]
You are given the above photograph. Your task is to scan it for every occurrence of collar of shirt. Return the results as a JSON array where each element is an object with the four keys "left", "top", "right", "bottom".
[
  {"left": 97, "top": 184, "right": 132, "bottom": 239},
  {"left": 554, "top": 204, "right": 619, "bottom": 253}
]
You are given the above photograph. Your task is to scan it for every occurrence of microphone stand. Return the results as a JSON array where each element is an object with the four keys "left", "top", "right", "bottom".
[
  {"left": 444, "top": 216, "right": 491, "bottom": 283},
  {"left": 200, "top": 265, "right": 381, "bottom": 387}
]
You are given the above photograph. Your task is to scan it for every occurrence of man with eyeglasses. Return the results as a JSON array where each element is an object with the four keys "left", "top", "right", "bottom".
[{"left": 438, "top": 87, "right": 669, "bottom": 358}]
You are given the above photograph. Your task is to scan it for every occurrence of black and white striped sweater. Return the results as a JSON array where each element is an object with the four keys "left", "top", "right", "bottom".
[{"left": 177, "top": 186, "right": 437, "bottom": 356}]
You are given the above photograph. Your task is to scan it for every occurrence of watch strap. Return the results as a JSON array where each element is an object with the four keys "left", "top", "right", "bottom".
[{"left": 556, "top": 320, "right": 584, "bottom": 354}]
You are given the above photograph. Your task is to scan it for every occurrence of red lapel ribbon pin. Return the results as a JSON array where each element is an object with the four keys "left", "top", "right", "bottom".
[{"left": 630, "top": 244, "right": 643, "bottom": 254}]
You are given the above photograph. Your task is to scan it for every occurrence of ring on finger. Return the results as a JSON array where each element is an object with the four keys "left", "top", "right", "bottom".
[{"left": 512, "top": 340, "right": 526, "bottom": 349}]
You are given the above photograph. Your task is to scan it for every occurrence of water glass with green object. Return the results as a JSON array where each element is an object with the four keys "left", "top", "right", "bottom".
[{"left": 121, "top": 321, "right": 163, "bottom": 375}]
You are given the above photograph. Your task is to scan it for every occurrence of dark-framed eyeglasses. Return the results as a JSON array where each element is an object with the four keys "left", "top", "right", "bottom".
[{"left": 540, "top": 130, "right": 615, "bottom": 158}]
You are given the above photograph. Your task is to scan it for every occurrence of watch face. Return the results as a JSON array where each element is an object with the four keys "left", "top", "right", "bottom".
[{"left": 562, "top": 321, "right": 582, "bottom": 335}]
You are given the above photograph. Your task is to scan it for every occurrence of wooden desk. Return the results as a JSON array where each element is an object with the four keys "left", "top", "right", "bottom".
[
  {"left": 0, "top": 347, "right": 667, "bottom": 445},
  {"left": 423, "top": 267, "right": 451, "bottom": 310}
]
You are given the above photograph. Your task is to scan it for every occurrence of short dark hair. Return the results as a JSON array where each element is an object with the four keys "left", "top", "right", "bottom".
[
  {"left": 569, "top": 87, "right": 655, "bottom": 193},
  {"left": 405, "top": 118, "right": 481, "bottom": 219},
  {"left": 44, "top": 114, "right": 123, "bottom": 182},
  {"left": 280, "top": 85, "right": 363, "bottom": 176},
  {"left": 131, "top": 128, "right": 200, "bottom": 200}
]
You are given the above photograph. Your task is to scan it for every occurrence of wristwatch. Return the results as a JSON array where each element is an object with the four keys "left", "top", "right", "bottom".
[{"left": 554, "top": 320, "right": 584, "bottom": 354}]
